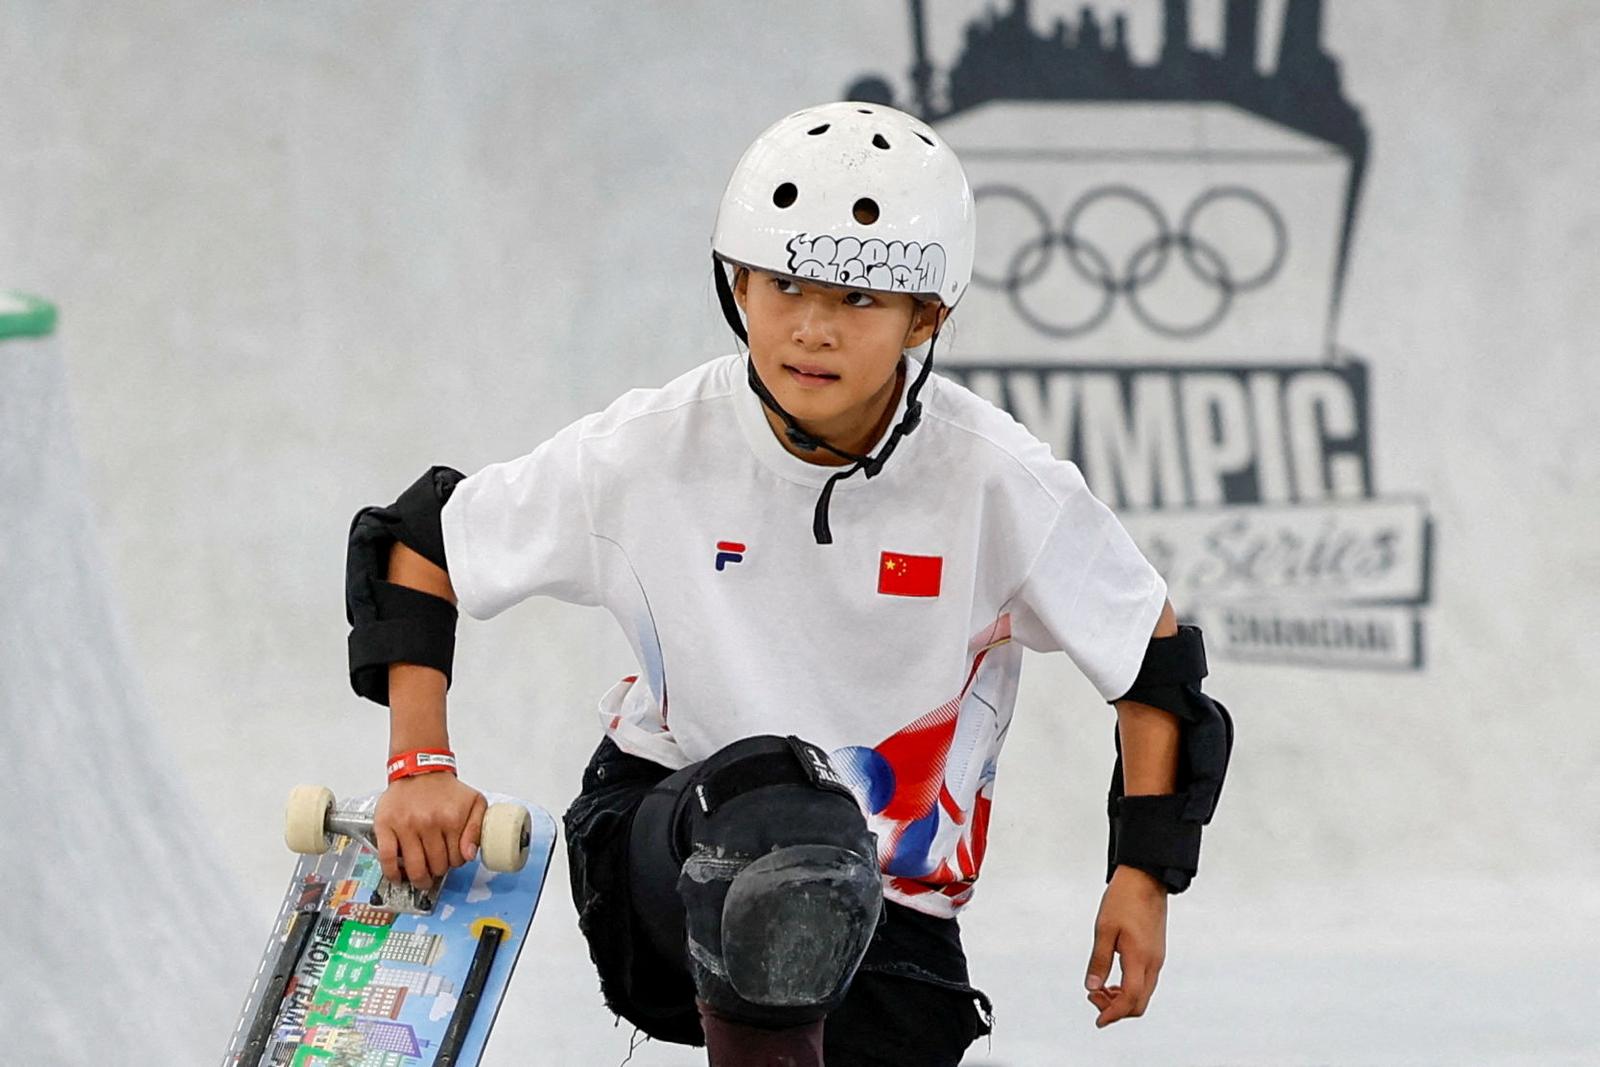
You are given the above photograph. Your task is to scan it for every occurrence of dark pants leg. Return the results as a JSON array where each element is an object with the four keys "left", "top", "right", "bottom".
[
  {"left": 563, "top": 737, "right": 992, "bottom": 1065},
  {"left": 562, "top": 736, "right": 702, "bottom": 1044}
]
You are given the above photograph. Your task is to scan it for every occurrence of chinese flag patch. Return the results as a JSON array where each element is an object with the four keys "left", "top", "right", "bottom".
[{"left": 878, "top": 551, "right": 943, "bottom": 598}]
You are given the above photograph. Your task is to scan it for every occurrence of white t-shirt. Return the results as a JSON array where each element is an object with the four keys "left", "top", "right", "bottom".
[{"left": 441, "top": 353, "right": 1166, "bottom": 916}]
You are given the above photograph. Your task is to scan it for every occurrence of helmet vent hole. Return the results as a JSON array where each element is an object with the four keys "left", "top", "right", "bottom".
[
  {"left": 857, "top": 108, "right": 873, "bottom": 114},
  {"left": 807, "top": 124, "right": 830, "bottom": 136},
  {"left": 852, "top": 197, "right": 880, "bottom": 225},
  {"left": 916, "top": 132, "right": 936, "bottom": 147},
  {"left": 773, "top": 182, "right": 799, "bottom": 209},
  {"left": 872, "top": 134, "right": 891, "bottom": 150}
]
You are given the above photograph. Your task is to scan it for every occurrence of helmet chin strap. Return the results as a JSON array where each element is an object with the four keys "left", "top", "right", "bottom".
[{"left": 714, "top": 257, "right": 937, "bottom": 545}]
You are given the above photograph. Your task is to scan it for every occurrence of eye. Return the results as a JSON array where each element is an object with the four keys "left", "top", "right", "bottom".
[
  {"left": 771, "top": 276, "right": 802, "bottom": 295},
  {"left": 843, "top": 291, "right": 877, "bottom": 308}
]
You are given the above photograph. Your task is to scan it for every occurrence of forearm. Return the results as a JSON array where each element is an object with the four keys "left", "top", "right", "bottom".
[
  {"left": 1113, "top": 702, "right": 1180, "bottom": 795},
  {"left": 388, "top": 665, "right": 450, "bottom": 756},
  {"left": 386, "top": 543, "right": 457, "bottom": 757},
  {"left": 1114, "top": 599, "right": 1181, "bottom": 795}
]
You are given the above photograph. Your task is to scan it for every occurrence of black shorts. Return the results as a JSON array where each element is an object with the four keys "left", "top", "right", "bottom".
[{"left": 563, "top": 737, "right": 994, "bottom": 1066}]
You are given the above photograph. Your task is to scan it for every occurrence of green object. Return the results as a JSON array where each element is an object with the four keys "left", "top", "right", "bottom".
[{"left": 0, "top": 291, "right": 57, "bottom": 339}]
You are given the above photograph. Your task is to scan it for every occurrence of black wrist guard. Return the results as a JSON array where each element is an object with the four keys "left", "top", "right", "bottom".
[{"left": 1106, "top": 624, "right": 1235, "bottom": 893}]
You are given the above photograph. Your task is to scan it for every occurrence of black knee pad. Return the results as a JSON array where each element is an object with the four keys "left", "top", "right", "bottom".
[{"left": 673, "top": 735, "right": 882, "bottom": 1029}]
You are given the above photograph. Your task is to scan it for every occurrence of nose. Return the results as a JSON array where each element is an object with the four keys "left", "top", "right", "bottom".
[{"left": 791, "top": 300, "right": 838, "bottom": 352}]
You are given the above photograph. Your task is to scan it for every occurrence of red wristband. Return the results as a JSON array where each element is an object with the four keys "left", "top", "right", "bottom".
[{"left": 387, "top": 748, "right": 458, "bottom": 783}]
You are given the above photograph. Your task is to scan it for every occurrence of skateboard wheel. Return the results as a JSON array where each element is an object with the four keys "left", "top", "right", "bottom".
[
  {"left": 479, "top": 802, "right": 531, "bottom": 873},
  {"left": 284, "top": 785, "right": 335, "bottom": 854}
]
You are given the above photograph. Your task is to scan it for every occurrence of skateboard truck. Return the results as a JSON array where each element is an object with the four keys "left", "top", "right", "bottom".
[
  {"left": 284, "top": 785, "right": 532, "bottom": 915},
  {"left": 369, "top": 870, "right": 439, "bottom": 916}
]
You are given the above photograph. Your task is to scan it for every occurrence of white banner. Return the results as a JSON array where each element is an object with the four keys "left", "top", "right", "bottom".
[
  {"left": 1120, "top": 496, "right": 1431, "bottom": 605},
  {"left": 1192, "top": 601, "right": 1423, "bottom": 670}
]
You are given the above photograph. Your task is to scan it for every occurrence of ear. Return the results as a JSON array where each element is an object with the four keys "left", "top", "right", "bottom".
[
  {"left": 732, "top": 267, "right": 750, "bottom": 311},
  {"left": 903, "top": 301, "right": 948, "bottom": 350}
]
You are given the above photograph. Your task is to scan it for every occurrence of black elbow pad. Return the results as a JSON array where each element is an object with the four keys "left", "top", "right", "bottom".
[
  {"left": 345, "top": 466, "right": 465, "bottom": 705},
  {"left": 1105, "top": 624, "right": 1235, "bottom": 893}
]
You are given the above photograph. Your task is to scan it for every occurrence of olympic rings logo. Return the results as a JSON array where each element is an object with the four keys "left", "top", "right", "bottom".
[{"left": 971, "top": 184, "right": 1289, "bottom": 339}]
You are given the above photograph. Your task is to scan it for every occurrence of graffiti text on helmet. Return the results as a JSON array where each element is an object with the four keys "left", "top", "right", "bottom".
[{"left": 786, "top": 234, "right": 947, "bottom": 294}]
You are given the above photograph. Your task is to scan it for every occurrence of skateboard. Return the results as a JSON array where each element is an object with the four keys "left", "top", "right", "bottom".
[{"left": 224, "top": 786, "right": 559, "bottom": 1066}]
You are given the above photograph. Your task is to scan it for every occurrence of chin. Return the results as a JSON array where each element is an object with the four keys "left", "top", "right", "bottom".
[{"left": 772, "top": 386, "right": 848, "bottom": 424}]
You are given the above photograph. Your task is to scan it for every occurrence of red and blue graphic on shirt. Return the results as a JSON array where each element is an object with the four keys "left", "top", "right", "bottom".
[{"left": 830, "top": 616, "right": 1014, "bottom": 914}]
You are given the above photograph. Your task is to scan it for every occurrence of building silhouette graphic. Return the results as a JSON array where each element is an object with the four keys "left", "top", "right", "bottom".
[{"left": 849, "top": 0, "right": 1368, "bottom": 338}]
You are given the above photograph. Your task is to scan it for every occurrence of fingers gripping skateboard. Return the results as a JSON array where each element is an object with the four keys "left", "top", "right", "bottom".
[{"left": 283, "top": 784, "right": 530, "bottom": 873}]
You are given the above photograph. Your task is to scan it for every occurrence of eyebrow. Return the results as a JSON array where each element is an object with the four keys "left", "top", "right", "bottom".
[{"left": 787, "top": 278, "right": 876, "bottom": 300}]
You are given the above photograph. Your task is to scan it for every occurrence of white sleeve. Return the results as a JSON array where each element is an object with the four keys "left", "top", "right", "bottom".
[
  {"left": 1009, "top": 474, "right": 1168, "bottom": 702},
  {"left": 439, "top": 416, "right": 601, "bottom": 619}
]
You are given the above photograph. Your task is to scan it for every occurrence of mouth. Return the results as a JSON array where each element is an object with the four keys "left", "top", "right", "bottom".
[{"left": 783, "top": 363, "right": 841, "bottom": 386}]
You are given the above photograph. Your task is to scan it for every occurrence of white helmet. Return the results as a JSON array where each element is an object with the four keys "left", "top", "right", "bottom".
[{"left": 712, "top": 101, "right": 975, "bottom": 308}]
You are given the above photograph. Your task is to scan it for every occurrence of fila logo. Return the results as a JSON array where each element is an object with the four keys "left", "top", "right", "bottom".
[{"left": 715, "top": 540, "right": 746, "bottom": 571}]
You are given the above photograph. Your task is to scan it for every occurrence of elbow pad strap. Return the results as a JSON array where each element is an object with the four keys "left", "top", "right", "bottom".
[
  {"left": 1116, "top": 623, "right": 1208, "bottom": 717},
  {"left": 1108, "top": 792, "right": 1203, "bottom": 893},
  {"left": 348, "top": 581, "right": 458, "bottom": 704}
]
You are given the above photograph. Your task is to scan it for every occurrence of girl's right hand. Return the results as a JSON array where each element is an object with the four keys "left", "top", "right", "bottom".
[{"left": 374, "top": 773, "right": 487, "bottom": 889}]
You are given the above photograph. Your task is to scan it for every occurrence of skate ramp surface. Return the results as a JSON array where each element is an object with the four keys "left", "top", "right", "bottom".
[{"left": 0, "top": 294, "right": 250, "bottom": 1062}]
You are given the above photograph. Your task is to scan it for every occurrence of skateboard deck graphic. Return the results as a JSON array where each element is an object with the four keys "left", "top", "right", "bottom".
[{"left": 225, "top": 790, "right": 558, "bottom": 1067}]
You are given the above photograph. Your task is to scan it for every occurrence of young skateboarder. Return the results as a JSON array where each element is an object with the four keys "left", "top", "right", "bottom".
[{"left": 344, "top": 100, "right": 1233, "bottom": 1066}]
